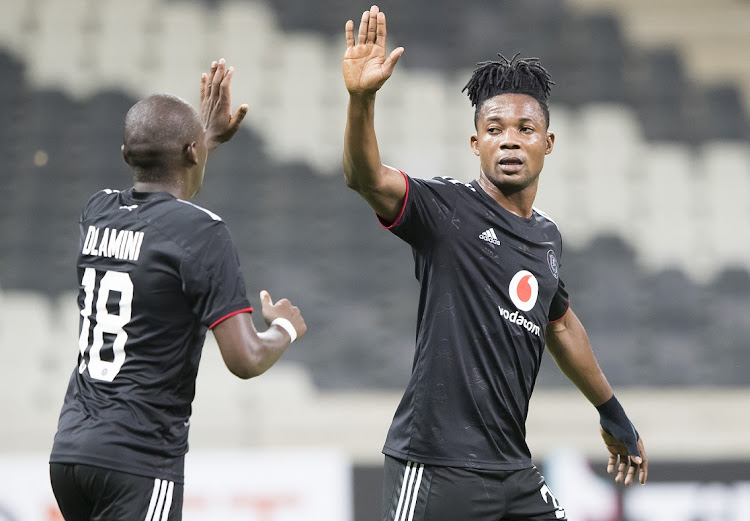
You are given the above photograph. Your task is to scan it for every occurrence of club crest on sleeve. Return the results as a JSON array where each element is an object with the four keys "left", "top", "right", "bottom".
[{"left": 547, "top": 249, "right": 558, "bottom": 279}]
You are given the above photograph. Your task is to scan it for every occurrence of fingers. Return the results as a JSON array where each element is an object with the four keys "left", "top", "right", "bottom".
[
  {"left": 375, "top": 10, "right": 387, "bottom": 48},
  {"left": 357, "top": 10, "right": 368, "bottom": 45},
  {"left": 204, "top": 60, "right": 219, "bottom": 98},
  {"left": 639, "top": 459, "right": 648, "bottom": 485},
  {"left": 260, "top": 290, "right": 273, "bottom": 306},
  {"left": 624, "top": 460, "right": 638, "bottom": 486},
  {"left": 219, "top": 65, "right": 234, "bottom": 104},
  {"left": 345, "top": 19, "right": 355, "bottom": 48},
  {"left": 366, "top": 5, "right": 379, "bottom": 46},
  {"left": 220, "top": 67, "right": 248, "bottom": 138},
  {"left": 211, "top": 58, "right": 226, "bottom": 98},
  {"left": 349, "top": 5, "right": 395, "bottom": 57},
  {"left": 637, "top": 438, "right": 648, "bottom": 484},
  {"left": 616, "top": 457, "right": 627, "bottom": 483},
  {"left": 608, "top": 453, "right": 646, "bottom": 486},
  {"left": 606, "top": 452, "right": 617, "bottom": 475}
]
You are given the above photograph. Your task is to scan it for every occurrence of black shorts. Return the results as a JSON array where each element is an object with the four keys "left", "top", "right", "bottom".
[
  {"left": 49, "top": 463, "right": 183, "bottom": 521},
  {"left": 381, "top": 456, "right": 567, "bottom": 521}
]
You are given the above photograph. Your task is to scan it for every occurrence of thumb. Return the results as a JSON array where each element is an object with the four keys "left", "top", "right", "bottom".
[
  {"left": 227, "top": 104, "right": 249, "bottom": 135},
  {"left": 383, "top": 47, "right": 404, "bottom": 75},
  {"left": 260, "top": 290, "right": 272, "bottom": 306}
]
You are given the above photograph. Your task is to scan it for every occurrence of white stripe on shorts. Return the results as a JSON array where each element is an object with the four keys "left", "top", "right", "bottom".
[
  {"left": 144, "top": 478, "right": 175, "bottom": 521},
  {"left": 393, "top": 461, "right": 425, "bottom": 521},
  {"left": 406, "top": 464, "right": 424, "bottom": 521},
  {"left": 161, "top": 481, "right": 175, "bottom": 521}
]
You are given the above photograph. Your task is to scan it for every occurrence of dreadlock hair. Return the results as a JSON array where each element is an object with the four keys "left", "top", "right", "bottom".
[{"left": 462, "top": 53, "right": 554, "bottom": 129}]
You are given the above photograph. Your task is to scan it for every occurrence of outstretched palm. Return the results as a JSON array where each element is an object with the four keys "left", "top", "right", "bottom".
[
  {"left": 343, "top": 5, "right": 403, "bottom": 95},
  {"left": 200, "top": 58, "right": 248, "bottom": 154}
]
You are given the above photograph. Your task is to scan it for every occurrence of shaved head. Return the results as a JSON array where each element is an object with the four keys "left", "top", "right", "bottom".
[{"left": 123, "top": 94, "right": 205, "bottom": 181}]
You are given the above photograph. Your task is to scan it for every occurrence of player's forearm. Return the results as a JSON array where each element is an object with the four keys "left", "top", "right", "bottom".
[
  {"left": 546, "top": 311, "right": 613, "bottom": 406},
  {"left": 214, "top": 314, "right": 293, "bottom": 379},
  {"left": 343, "top": 92, "right": 385, "bottom": 192},
  {"left": 244, "top": 327, "right": 293, "bottom": 378},
  {"left": 555, "top": 345, "right": 613, "bottom": 406}
]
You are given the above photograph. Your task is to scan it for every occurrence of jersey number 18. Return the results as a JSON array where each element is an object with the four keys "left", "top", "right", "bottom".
[{"left": 78, "top": 267, "right": 133, "bottom": 382}]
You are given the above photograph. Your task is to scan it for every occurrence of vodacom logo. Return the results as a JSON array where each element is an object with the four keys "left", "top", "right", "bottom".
[{"left": 509, "top": 270, "right": 539, "bottom": 312}]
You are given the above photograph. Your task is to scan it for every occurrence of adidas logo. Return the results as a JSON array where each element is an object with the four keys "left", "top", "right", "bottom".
[{"left": 479, "top": 228, "right": 501, "bottom": 245}]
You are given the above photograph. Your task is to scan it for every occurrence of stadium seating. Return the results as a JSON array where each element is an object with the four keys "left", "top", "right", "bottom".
[{"left": 0, "top": 0, "right": 749, "bottom": 400}]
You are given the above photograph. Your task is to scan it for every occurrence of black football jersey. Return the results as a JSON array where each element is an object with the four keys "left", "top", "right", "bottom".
[
  {"left": 50, "top": 188, "right": 251, "bottom": 482},
  {"left": 381, "top": 175, "right": 569, "bottom": 470}
]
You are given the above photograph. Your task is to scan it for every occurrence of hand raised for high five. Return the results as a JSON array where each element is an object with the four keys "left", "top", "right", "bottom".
[
  {"left": 343, "top": 5, "right": 404, "bottom": 95},
  {"left": 200, "top": 58, "right": 249, "bottom": 154}
]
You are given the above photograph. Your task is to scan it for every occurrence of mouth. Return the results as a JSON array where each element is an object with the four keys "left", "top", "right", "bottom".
[{"left": 498, "top": 157, "right": 524, "bottom": 173}]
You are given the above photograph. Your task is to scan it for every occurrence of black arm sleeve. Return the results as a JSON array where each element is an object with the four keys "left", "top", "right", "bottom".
[{"left": 548, "top": 278, "right": 570, "bottom": 322}]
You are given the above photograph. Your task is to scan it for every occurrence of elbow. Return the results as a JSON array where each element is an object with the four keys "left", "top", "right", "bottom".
[
  {"left": 226, "top": 350, "right": 268, "bottom": 379},
  {"left": 230, "top": 362, "right": 265, "bottom": 380},
  {"left": 343, "top": 164, "right": 368, "bottom": 193},
  {"left": 342, "top": 158, "right": 380, "bottom": 194},
  {"left": 344, "top": 173, "right": 360, "bottom": 192},
  {"left": 344, "top": 174, "right": 381, "bottom": 196}
]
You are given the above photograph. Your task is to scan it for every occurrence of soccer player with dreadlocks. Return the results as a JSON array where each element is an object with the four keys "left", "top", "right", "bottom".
[{"left": 342, "top": 6, "right": 648, "bottom": 520}]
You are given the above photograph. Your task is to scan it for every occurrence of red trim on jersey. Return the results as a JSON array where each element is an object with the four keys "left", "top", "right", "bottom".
[
  {"left": 377, "top": 170, "right": 410, "bottom": 230},
  {"left": 209, "top": 307, "right": 253, "bottom": 329},
  {"left": 548, "top": 301, "right": 570, "bottom": 323}
]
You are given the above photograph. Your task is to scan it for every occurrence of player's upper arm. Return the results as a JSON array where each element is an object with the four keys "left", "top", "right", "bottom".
[
  {"left": 211, "top": 312, "right": 263, "bottom": 379},
  {"left": 349, "top": 164, "right": 407, "bottom": 225},
  {"left": 546, "top": 305, "right": 574, "bottom": 338}
]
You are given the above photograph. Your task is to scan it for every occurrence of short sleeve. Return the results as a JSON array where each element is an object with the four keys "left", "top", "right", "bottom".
[
  {"left": 180, "top": 222, "right": 252, "bottom": 328},
  {"left": 548, "top": 278, "right": 570, "bottom": 322},
  {"left": 380, "top": 174, "right": 462, "bottom": 249}
]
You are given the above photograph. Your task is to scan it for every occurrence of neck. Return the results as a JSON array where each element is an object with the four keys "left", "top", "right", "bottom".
[
  {"left": 476, "top": 175, "right": 537, "bottom": 219},
  {"left": 133, "top": 179, "right": 189, "bottom": 200}
]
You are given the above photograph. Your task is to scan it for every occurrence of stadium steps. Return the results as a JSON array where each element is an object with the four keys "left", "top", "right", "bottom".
[
  {"left": 0, "top": 0, "right": 748, "bottom": 281},
  {"left": 568, "top": 0, "right": 750, "bottom": 112},
  {"left": 0, "top": 0, "right": 749, "bottom": 397}
]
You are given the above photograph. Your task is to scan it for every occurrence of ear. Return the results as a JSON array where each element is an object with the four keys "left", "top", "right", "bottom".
[
  {"left": 121, "top": 145, "right": 130, "bottom": 165},
  {"left": 470, "top": 134, "right": 479, "bottom": 156},
  {"left": 545, "top": 131, "right": 555, "bottom": 155},
  {"left": 183, "top": 142, "right": 199, "bottom": 166}
]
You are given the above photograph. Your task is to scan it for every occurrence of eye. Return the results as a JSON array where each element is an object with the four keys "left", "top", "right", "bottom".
[
  {"left": 520, "top": 126, "right": 534, "bottom": 133},
  {"left": 487, "top": 127, "right": 500, "bottom": 134}
]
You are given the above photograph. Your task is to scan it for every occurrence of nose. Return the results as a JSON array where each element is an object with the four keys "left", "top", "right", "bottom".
[{"left": 499, "top": 128, "right": 521, "bottom": 149}]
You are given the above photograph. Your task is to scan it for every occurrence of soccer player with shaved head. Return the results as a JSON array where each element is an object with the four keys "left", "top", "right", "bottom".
[
  {"left": 49, "top": 59, "right": 306, "bottom": 520},
  {"left": 342, "top": 6, "right": 647, "bottom": 520}
]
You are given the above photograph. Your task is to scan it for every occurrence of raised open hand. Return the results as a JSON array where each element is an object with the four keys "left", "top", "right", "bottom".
[
  {"left": 343, "top": 5, "right": 404, "bottom": 95},
  {"left": 200, "top": 58, "right": 249, "bottom": 154}
]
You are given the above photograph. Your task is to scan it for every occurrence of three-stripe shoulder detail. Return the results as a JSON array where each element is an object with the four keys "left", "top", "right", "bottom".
[
  {"left": 533, "top": 206, "right": 559, "bottom": 228},
  {"left": 177, "top": 199, "right": 222, "bottom": 221}
]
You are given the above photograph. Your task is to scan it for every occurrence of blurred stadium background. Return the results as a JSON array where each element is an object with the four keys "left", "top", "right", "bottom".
[{"left": 0, "top": 0, "right": 749, "bottom": 519}]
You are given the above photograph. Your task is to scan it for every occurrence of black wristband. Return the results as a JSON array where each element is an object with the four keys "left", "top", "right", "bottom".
[{"left": 597, "top": 395, "right": 640, "bottom": 456}]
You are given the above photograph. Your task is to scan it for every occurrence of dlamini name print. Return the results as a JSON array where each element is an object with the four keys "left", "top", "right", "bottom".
[{"left": 81, "top": 226, "right": 145, "bottom": 261}]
